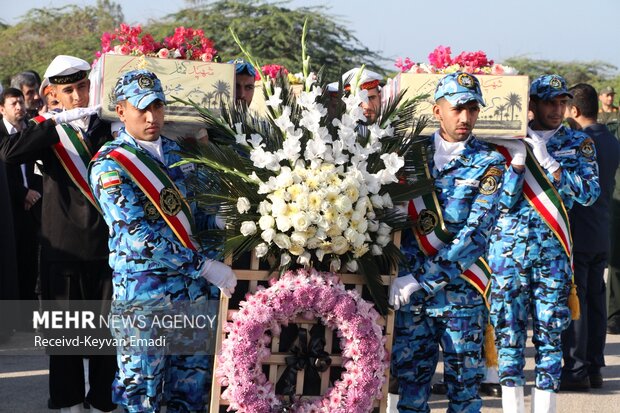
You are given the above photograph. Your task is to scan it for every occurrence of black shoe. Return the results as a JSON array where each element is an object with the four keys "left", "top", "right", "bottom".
[
  {"left": 589, "top": 373, "right": 603, "bottom": 389},
  {"left": 560, "top": 375, "right": 590, "bottom": 392},
  {"left": 608, "top": 316, "right": 620, "bottom": 334},
  {"left": 480, "top": 382, "right": 502, "bottom": 397},
  {"left": 431, "top": 380, "right": 448, "bottom": 395}
]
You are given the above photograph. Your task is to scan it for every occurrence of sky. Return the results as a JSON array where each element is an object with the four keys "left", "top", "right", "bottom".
[{"left": 3, "top": 0, "right": 620, "bottom": 73}]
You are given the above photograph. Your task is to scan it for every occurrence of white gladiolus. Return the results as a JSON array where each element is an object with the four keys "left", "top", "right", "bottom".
[
  {"left": 315, "top": 248, "right": 325, "bottom": 262},
  {"left": 255, "top": 242, "right": 269, "bottom": 257},
  {"left": 330, "top": 257, "right": 341, "bottom": 272},
  {"left": 371, "top": 244, "right": 383, "bottom": 255},
  {"left": 376, "top": 234, "right": 391, "bottom": 247},
  {"left": 377, "top": 222, "right": 392, "bottom": 236},
  {"left": 382, "top": 193, "right": 394, "bottom": 208},
  {"left": 258, "top": 200, "right": 272, "bottom": 215},
  {"left": 240, "top": 221, "right": 257, "bottom": 236},
  {"left": 297, "top": 251, "right": 311, "bottom": 266},
  {"left": 237, "top": 197, "right": 251, "bottom": 214},
  {"left": 367, "top": 220, "right": 379, "bottom": 232},
  {"left": 370, "top": 194, "right": 385, "bottom": 208}
]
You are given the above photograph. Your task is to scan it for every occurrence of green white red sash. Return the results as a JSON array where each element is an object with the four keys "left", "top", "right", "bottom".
[
  {"left": 31, "top": 115, "right": 101, "bottom": 212},
  {"left": 107, "top": 143, "right": 199, "bottom": 251},
  {"left": 408, "top": 161, "right": 492, "bottom": 306},
  {"left": 496, "top": 143, "right": 572, "bottom": 257}
]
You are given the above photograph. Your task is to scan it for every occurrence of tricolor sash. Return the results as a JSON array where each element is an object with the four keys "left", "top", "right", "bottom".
[
  {"left": 496, "top": 143, "right": 572, "bottom": 257},
  {"left": 31, "top": 115, "right": 101, "bottom": 212},
  {"left": 408, "top": 161, "right": 492, "bottom": 306},
  {"left": 106, "top": 143, "right": 199, "bottom": 251}
]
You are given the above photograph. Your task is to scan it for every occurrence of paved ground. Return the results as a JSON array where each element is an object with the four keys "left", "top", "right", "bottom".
[{"left": 1, "top": 330, "right": 619, "bottom": 412}]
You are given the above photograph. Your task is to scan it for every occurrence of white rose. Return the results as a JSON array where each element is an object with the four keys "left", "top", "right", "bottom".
[
  {"left": 280, "top": 253, "right": 292, "bottom": 267},
  {"left": 344, "top": 228, "right": 358, "bottom": 243},
  {"left": 345, "top": 259, "right": 358, "bottom": 273},
  {"left": 274, "top": 233, "right": 292, "bottom": 249},
  {"left": 236, "top": 197, "right": 251, "bottom": 214},
  {"left": 332, "top": 236, "right": 349, "bottom": 255},
  {"left": 255, "top": 242, "right": 269, "bottom": 257},
  {"left": 356, "top": 219, "right": 368, "bottom": 234},
  {"left": 240, "top": 221, "right": 257, "bottom": 236},
  {"left": 297, "top": 251, "right": 312, "bottom": 266},
  {"left": 259, "top": 215, "right": 275, "bottom": 230},
  {"left": 276, "top": 215, "right": 292, "bottom": 232},
  {"left": 370, "top": 194, "right": 385, "bottom": 209},
  {"left": 334, "top": 196, "right": 353, "bottom": 213},
  {"left": 353, "top": 233, "right": 366, "bottom": 248},
  {"left": 290, "top": 231, "right": 308, "bottom": 247},
  {"left": 291, "top": 212, "right": 311, "bottom": 232},
  {"left": 261, "top": 228, "right": 276, "bottom": 243},
  {"left": 258, "top": 200, "right": 272, "bottom": 215},
  {"left": 306, "top": 237, "right": 322, "bottom": 249},
  {"left": 289, "top": 244, "right": 305, "bottom": 256}
]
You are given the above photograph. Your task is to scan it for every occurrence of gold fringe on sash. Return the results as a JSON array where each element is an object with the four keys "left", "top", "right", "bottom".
[
  {"left": 568, "top": 282, "right": 580, "bottom": 321},
  {"left": 484, "top": 322, "right": 498, "bottom": 368}
]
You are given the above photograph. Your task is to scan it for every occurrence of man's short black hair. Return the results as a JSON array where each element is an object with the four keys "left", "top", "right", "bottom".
[
  {"left": 0, "top": 87, "right": 25, "bottom": 106},
  {"left": 568, "top": 83, "right": 598, "bottom": 119}
]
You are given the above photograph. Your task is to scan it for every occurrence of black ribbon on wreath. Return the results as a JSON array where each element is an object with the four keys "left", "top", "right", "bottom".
[{"left": 275, "top": 323, "right": 332, "bottom": 400}]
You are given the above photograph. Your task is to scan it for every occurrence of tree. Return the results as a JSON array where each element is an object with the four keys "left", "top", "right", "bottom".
[
  {"left": 504, "top": 92, "right": 522, "bottom": 121},
  {"left": 505, "top": 56, "right": 620, "bottom": 92},
  {"left": 146, "top": 0, "right": 386, "bottom": 82},
  {"left": 0, "top": 0, "right": 123, "bottom": 85}
]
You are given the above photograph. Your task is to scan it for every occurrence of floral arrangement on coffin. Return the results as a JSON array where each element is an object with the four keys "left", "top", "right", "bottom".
[
  {"left": 174, "top": 22, "right": 432, "bottom": 412},
  {"left": 395, "top": 45, "right": 518, "bottom": 75},
  {"left": 95, "top": 24, "right": 217, "bottom": 63},
  {"left": 260, "top": 63, "right": 315, "bottom": 87}
]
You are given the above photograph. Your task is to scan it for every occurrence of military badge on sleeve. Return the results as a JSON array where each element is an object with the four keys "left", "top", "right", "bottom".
[
  {"left": 579, "top": 138, "right": 595, "bottom": 159},
  {"left": 479, "top": 166, "right": 502, "bottom": 195},
  {"left": 417, "top": 209, "right": 439, "bottom": 235}
]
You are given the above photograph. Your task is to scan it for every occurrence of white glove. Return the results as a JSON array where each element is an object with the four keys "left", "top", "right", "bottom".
[
  {"left": 200, "top": 259, "right": 237, "bottom": 298},
  {"left": 478, "top": 136, "right": 527, "bottom": 167},
  {"left": 389, "top": 274, "right": 422, "bottom": 310},
  {"left": 52, "top": 105, "right": 101, "bottom": 124},
  {"left": 524, "top": 135, "right": 560, "bottom": 172}
]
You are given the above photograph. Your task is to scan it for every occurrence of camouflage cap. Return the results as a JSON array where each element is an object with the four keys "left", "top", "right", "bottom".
[
  {"left": 114, "top": 69, "right": 166, "bottom": 110},
  {"left": 600, "top": 86, "right": 615, "bottom": 95},
  {"left": 529, "top": 74, "right": 573, "bottom": 100},
  {"left": 228, "top": 58, "right": 256, "bottom": 77},
  {"left": 434, "top": 72, "right": 485, "bottom": 107}
]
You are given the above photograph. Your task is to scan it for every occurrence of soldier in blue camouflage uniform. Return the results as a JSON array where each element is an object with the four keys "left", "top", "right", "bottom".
[
  {"left": 487, "top": 75, "right": 600, "bottom": 413},
  {"left": 89, "top": 69, "right": 237, "bottom": 413},
  {"left": 389, "top": 72, "right": 520, "bottom": 413}
]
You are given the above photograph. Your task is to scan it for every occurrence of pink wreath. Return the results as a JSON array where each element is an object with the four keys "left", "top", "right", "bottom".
[{"left": 217, "top": 268, "right": 388, "bottom": 413}]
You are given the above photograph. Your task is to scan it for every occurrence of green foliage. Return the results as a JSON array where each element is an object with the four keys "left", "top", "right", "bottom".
[
  {"left": 505, "top": 56, "right": 620, "bottom": 93},
  {"left": 0, "top": 0, "right": 123, "bottom": 85},
  {"left": 146, "top": 0, "right": 386, "bottom": 82}
]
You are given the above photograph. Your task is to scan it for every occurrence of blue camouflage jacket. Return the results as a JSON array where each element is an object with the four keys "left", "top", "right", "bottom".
[
  {"left": 89, "top": 130, "right": 217, "bottom": 299},
  {"left": 400, "top": 135, "right": 514, "bottom": 316}
]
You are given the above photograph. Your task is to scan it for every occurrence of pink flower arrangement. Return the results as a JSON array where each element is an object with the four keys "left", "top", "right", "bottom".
[
  {"left": 395, "top": 45, "right": 518, "bottom": 75},
  {"left": 96, "top": 24, "right": 217, "bottom": 63},
  {"left": 217, "top": 268, "right": 388, "bottom": 413},
  {"left": 260, "top": 64, "right": 289, "bottom": 80}
]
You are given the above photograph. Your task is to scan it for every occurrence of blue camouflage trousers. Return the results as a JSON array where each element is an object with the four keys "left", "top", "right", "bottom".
[
  {"left": 392, "top": 309, "right": 485, "bottom": 413},
  {"left": 488, "top": 214, "right": 572, "bottom": 391},
  {"left": 110, "top": 272, "right": 215, "bottom": 412}
]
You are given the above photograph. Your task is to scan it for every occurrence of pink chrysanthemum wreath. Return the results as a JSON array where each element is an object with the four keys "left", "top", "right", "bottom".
[{"left": 217, "top": 268, "right": 388, "bottom": 413}]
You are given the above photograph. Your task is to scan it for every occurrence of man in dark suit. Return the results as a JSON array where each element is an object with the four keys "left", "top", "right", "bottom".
[
  {"left": 0, "top": 87, "right": 42, "bottom": 330},
  {"left": 561, "top": 83, "right": 620, "bottom": 391},
  {"left": 0, "top": 56, "right": 116, "bottom": 413}
]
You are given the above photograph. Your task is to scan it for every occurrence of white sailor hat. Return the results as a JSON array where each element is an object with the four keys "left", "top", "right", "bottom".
[
  {"left": 342, "top": 67, "right": 383, "bottom": 91},
  {"left": 38, "top": 78, "right": 50, "bottom": 98},
  {"left": 43, "top": 55, "right": 90, "bottom": 85},
  {"left": 327, "top": 81, "right": 339, "bottom": 95}
]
